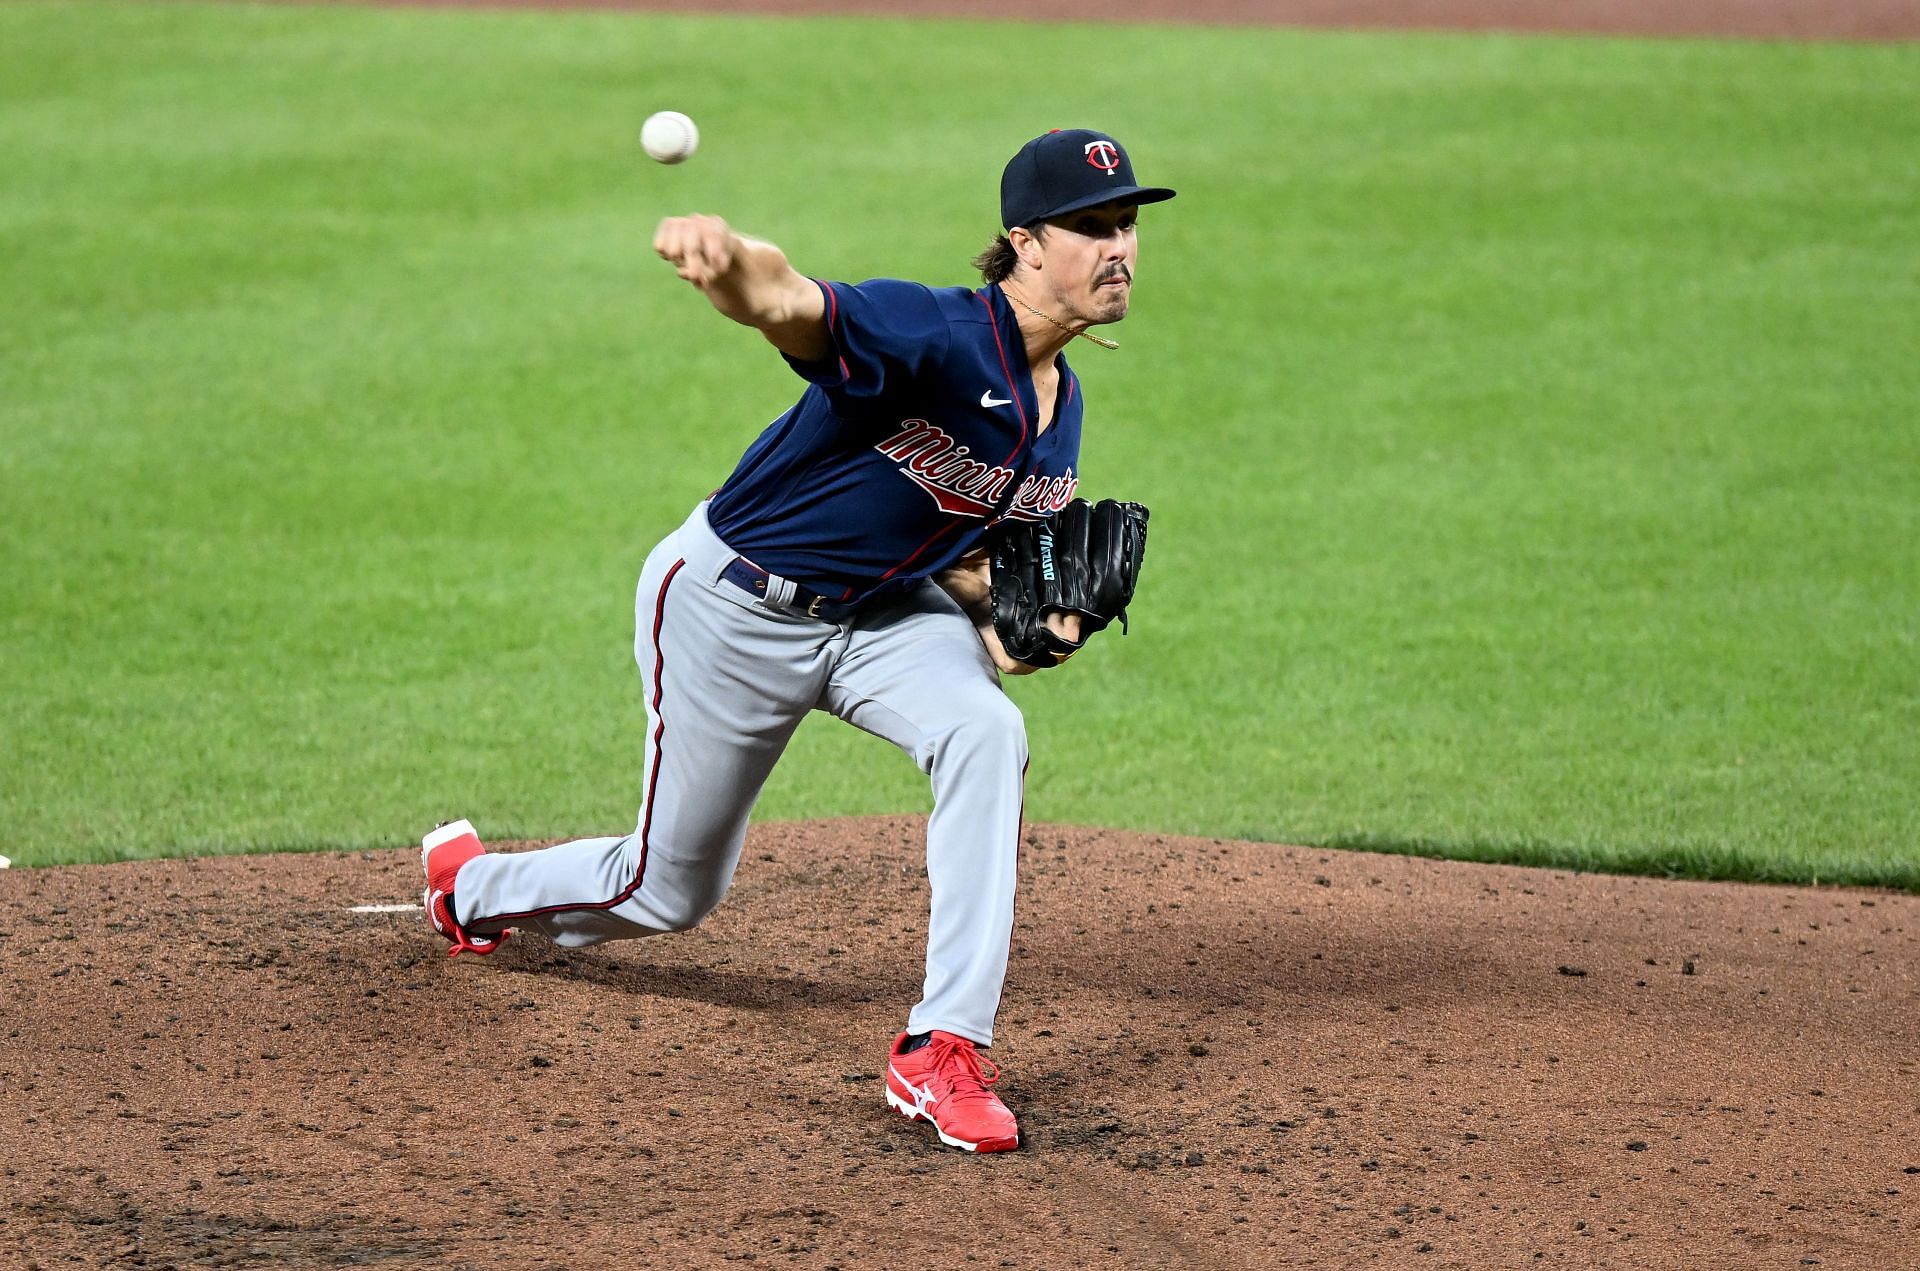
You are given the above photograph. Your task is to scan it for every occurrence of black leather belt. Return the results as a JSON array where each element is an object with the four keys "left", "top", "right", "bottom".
[{"left": 721, "top": 558, "right": 861, "bottom": 622}]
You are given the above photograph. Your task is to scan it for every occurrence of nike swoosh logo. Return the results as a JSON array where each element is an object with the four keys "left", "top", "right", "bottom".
[{"left": 980, "top": 390, "right": 1014, "bottom": 408}]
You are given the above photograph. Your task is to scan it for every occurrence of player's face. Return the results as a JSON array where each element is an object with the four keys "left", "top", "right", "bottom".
[{"left": 1039, "top": 202, "right": 1140, "bottom": 326}]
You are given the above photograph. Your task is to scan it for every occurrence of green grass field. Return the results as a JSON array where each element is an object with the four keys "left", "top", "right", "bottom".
[{"left": 3, "top": 2, "right": 1915, "bottom": 885}]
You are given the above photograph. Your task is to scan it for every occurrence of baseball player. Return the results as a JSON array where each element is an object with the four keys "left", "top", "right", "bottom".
[{"left": 419, "top": 129, "right": 1174, "bottom": 1153}]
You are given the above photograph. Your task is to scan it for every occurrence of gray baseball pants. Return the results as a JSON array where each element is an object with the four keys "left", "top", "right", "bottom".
[{"left": 451, "top": 502, "right": 1027, "bottom": 1046}]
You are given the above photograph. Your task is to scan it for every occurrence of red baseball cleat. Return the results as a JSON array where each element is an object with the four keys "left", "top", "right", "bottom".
[
  {"left": 884, "top": 1030, "right": 1021, "bottom": 1153},
  {"left": 420, "top": 819, "right": 509, "bottom": 958}
]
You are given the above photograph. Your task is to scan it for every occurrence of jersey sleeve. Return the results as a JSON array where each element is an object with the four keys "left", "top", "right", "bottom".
[{"left": 782, "top": 277, "right": 950, "bottom": 406}]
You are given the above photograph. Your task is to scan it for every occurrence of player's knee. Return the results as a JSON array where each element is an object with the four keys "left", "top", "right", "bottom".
[
  {"left": 660, "top": 906, "right": 711, "bottom": 934},
  {"left": 947, "top": 692, "right": 1027, "bottom": 766},
  {"left": 642, "top": 866, "right": 733, "bottom": 934},
  {"left": 662, "top": 882, "right": 729, "bottom": 932}
]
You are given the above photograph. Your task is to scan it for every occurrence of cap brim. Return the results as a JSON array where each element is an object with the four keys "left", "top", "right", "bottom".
[{"left": 1025, "top": 185, "right": 1178, "bottom": 226}]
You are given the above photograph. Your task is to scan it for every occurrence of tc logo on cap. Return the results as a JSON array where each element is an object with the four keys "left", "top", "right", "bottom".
[{"left": 999, "top": 128, "right": 1177, "bottom": 229}]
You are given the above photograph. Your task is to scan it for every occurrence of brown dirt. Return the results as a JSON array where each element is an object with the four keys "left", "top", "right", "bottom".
[
  {"left": 3, "top": 817, "right": 1916, "bottom": 1269},
  {"left": 367, "top": 0, "right": 1920, "bottom": 43}
]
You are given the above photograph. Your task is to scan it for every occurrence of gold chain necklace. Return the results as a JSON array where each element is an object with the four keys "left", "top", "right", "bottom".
[{"left": 1004, "top": 288, "right": 1120, "bottom": 351}]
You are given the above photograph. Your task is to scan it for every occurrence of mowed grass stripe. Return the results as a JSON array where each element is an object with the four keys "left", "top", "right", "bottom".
[{"left": 2, "top": 3, "right": 1915, "bottom": 885}]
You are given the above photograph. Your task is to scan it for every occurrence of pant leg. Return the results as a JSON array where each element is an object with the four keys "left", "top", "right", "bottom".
[
  {"left": 453, "top": 512, "right": 838, "bottom": 948},
  {"left": 816, "top": 581, "right": 1027, "bottom": 1045}
]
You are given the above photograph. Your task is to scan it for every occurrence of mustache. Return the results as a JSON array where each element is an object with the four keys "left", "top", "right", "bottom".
[{"left": 1099, "top": 264, "right": 1133, "bottom": 284}]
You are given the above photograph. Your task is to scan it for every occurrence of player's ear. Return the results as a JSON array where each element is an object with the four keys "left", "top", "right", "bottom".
[{"left": 1009, "top": 225, "right": 1045, "bottom": 273}]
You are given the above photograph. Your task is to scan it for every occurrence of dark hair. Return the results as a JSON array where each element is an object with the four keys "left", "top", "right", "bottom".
[{"left": 972, "top": 225, "right": 1048, "bottom": 284}]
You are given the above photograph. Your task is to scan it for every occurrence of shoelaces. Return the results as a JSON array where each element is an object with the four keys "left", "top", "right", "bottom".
[
  {"left": 445, "top": 930, "right": 499, "bottom": 958},
  {"left": 433, "top": 892, "right": 505, "bottom": 958},
  {"left": 923, "top": 1035, "right": 1001, "bottom": 1104}
]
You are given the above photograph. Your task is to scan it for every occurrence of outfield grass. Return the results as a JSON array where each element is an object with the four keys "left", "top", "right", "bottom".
[{"left": 2, "top": 3, "right": 1915, "bottom": 885}]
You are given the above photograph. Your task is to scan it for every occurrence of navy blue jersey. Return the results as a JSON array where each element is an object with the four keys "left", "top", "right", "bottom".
[{"left": 706, "top": 279, "right": 1083, "bottom": 606}]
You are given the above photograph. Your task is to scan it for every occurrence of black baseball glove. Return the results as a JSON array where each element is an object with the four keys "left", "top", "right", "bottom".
[{"left": 987, "top": 498, "right": 1150, "bottom": 669}]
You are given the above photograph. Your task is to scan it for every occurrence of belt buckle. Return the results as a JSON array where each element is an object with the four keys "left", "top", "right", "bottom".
[{"left": 806, "top": 595, "right": 825, "bottom": 619}]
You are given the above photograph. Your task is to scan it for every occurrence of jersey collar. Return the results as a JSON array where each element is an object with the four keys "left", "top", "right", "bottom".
[{"left": 984, "top": 283, "right": 1073, "bottom": 438}]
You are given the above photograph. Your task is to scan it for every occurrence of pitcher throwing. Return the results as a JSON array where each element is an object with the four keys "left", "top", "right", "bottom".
[{"left": 419, "top": 129, "right": 1175, "bottom": 1153}]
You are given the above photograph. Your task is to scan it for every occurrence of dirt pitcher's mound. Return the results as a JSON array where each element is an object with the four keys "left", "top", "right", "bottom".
[{"left": 2, "top": 818, "right": 1915, "bottom": 1269}]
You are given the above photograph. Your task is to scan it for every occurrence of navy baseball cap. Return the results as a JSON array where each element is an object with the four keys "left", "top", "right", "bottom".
[{"left": 1000, "top": 129, "right": 1177, "bottom": 231}]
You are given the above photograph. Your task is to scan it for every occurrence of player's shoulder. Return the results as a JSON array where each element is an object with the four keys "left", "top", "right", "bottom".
[
  {"left": 835, "top": 279, "right": 996, "bottom": 345},
  {"left": 925, "top": 282, "right": 995, "bottom": 324},
  {"left": 840, "top": 277, "right": 980, "bottom": 312},
  {"left": 840, "top": 276, "right": 932, "bottom": 299},
  {"left": 825, "top": 277, "right": 943, "bottom": 326},
  {"left": 840, "top": 278, "right": 980, "bottom": 309}
]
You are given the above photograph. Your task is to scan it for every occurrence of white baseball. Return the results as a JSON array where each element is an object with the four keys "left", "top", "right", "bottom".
[{"left": 641, "top": 111, "right": 699, "bottom": 165}]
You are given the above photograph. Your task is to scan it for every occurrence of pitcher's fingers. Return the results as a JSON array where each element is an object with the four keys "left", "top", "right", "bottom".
[
  {"left": 654, "top": 216, "right": 695, "bottom": 262},
  {"left": 698, "top": 228, "right": 734, "bottom": 279}
]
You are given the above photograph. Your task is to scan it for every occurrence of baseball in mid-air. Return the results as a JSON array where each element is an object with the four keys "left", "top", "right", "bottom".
[{"left": 641, "top": 110, "right": 699, "bottom": 165}]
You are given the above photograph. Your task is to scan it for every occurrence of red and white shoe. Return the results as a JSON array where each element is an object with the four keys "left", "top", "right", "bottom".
[
  {"left": 884, "top": 1030, "right": 1020, "bottom": 1153},
  {"left": 420, "top": 819, "right": 509, "bottom": 958}
]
